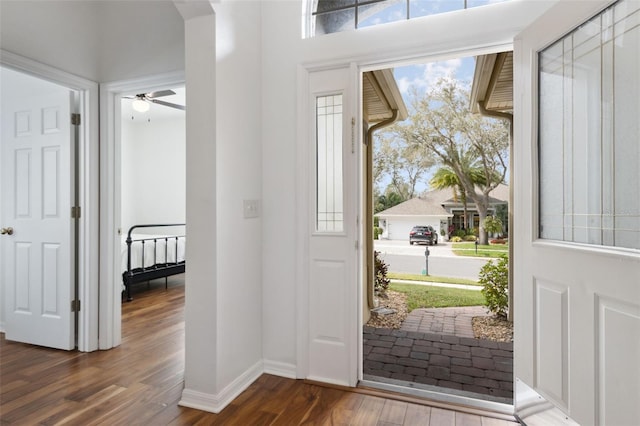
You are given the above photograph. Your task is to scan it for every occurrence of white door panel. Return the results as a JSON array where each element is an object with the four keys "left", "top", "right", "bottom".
[
  {"left": 1, "top": 77, "right": 74, "bottom": 350},
  {"left": 514, "top": 1, "right": 640, "bottom": 424},
  {"left": 304, "top": 65, "right": 358, "bottom": 386}
]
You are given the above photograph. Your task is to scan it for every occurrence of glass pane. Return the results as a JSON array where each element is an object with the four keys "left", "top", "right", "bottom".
[
  {"left": 316, "top": 0, "right": 356, "bottom": 14},
  {"left": 538, "top": 0, "right": 640, "bottom": 250},
  {"left": 358, "top": 0, "right": 406, "bottom": 28},
  {"left": 317, "top": 94, "right": 344, "bottom": 232},
  {"left": 315, "top": 8, "right": 356, "bottom": 35},
  {"left": 466, "top": 0, "right": 509, "bottom": 9},
  {"left": 409, "top": 0, "right": 464, "bottom": 19}
]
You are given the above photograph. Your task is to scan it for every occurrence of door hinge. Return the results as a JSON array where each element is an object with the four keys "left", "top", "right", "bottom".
[
  {"left": 71, "top": 206, "right": 81, "bottom": 219},
  {"left": 71, "top": 300, "right": 81, "bottom": 312},
  {"left": 71, "top": 113, "right": 81, "bottom": 126}
]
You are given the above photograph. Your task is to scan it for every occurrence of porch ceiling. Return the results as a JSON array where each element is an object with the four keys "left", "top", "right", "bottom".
[
  {"left": 470, "top": 51, "right": 513, "bottom": 114},
  {"left": 363, "top": 69, "right": 408, "bottom": 124}
]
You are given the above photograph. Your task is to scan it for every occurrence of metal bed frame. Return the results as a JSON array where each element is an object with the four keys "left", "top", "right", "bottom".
[{"left": 122, "top": 223, "right": 185, "bottom": 301}]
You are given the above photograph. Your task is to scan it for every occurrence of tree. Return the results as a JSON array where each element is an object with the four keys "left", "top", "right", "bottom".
[
  {"left": 375, "top": 132, "right": 435, "bottom": 200},
  {"left": 374, "top": 187, "right": 404, "bottom": 213},
  {"left": 429, "top": 148, "right": 488, "bottom": 230},
  {"left": 394, "top": 79, "right": 508, "bottom": 244}
]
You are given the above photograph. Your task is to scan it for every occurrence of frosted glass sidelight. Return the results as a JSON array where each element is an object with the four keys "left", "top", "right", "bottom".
[
  {"left": 317, "top": 94, "right": 344, "bottom": 232},
  {"left": 538, "top": 0, "right": 640, "bottom": 250}
]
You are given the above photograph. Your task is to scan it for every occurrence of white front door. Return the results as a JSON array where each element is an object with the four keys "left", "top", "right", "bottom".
[
  {"left": 514, "top": 1, "right": 640, "bottom": 424},
  {"left": 1, "top": 71, "right": 75, "bottom": 350},
  {"left": 301, "top": 65, "right": 358, "bottom": 386}
]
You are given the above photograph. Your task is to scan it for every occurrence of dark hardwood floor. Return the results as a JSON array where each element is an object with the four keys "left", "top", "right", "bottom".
[{"left": 1, "top": 276, "right": 516, "bottom": 425}]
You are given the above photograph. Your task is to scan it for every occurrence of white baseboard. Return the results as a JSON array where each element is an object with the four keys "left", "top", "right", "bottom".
[
  {"left": 263, "top": 359, "right": 297, "bottom": 379},
  {"left": 179, "top": 360, "right": 263, "bottom": 413},
  {"left": 0, "top": 322, "right": 4, "bottom": 333}
]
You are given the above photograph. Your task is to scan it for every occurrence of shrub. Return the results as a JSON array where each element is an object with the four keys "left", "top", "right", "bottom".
[
  {"left": 463, "top": 235, "right": 477, "bottom": 242},
  {"left": 483, "top": 215, "right": 503, "bottom": 236},
  {"left": 450, "top": 236, "right": 463, "bottom": 242},
  {"left": 453, "top": 229, "right": 466, "bottom": 238},
  {"left": 479, "top": 255, "right": 509, "bottom": 318},
  {"left": 374, "top": 251, "right": 390, "bottom": 297},
  {"left": 373, "top": 227, "right": 382, "bottom": 239}
]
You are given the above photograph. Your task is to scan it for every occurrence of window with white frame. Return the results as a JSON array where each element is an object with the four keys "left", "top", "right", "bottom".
[
  {"left": 538, "top": 0, "right": 640, "bottom": 250},
  {"left": 306, "top": 0, "right": 510, "bottom": 37}
]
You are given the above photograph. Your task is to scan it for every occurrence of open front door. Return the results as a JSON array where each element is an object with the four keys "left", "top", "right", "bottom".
[
  {"left": 514, "top": 1, "right": 640, "bottom": 424},
  {"left": 301, "top": 65, "right": 358, "bottom": 386},
  {"left": 1, "top": 70, "right": 75, "bottom": 350}
]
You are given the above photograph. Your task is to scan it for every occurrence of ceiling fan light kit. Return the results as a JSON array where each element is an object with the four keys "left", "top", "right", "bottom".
[
  {"left": 132, "top": 98, "right": 150, "bottom": 112},
  {"left": 125, "top": 89, "right": 185, "bottom": 112}
]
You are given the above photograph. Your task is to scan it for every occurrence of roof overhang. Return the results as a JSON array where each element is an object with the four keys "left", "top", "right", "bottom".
[
  {"left": 363, "top": 69, "right": 408, "bottom": 124},
  {"left": 469, "top": 51, "right": 513, "bottom": 114}
]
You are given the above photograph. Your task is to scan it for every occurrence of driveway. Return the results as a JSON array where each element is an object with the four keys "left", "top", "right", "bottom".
[{"left": 374, "top": 239, "right": 490, "bottom": 281}]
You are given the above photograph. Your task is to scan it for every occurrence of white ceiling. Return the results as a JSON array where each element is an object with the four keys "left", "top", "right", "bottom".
[{"left": 120, "top": 87, "right": 185, "bottom": 122}]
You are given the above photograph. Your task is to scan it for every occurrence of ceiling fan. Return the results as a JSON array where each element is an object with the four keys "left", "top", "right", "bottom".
[{"left": 124, "top": 90, "right": 185, "bottom": 112}]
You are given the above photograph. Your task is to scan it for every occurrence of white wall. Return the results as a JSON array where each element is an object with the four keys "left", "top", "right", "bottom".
[
  {"left": 0, "top": 1, "right": 184, "bottom": 83},
  {"left": 213, "top": 0, "right": 264, "bottom": 393},
  {"left": 260, "top": 0, "right": 555, "bottom": 371},
  {"left": 120, "top": 116, "right": 186, "bottom": 234}
]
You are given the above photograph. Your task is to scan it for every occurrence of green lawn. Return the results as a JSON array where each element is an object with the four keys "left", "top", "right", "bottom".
[
  {"left": 387, "top": 272, "right": 479, "bottom": 286},
  {"left": 390, "top": 283, "right": 486, "bottom": 311},
  {"left": 452, "top": 242, "right": 508, "bottom": 258}
]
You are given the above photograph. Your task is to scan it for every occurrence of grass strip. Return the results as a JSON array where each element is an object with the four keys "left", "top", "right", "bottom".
[
  {"left": 390, "top": 283, "right": 486, "bottom": 311},
  {"left": 387, "top": 272, "right": 479, "bottom": 286},
  {"left": 452, "top": 242, "right": 508, "bottom": 258}
]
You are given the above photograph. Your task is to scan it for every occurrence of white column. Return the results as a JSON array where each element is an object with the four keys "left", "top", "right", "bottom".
[{"left": 174, "top": 1, "right": 220, "bottom": 411}]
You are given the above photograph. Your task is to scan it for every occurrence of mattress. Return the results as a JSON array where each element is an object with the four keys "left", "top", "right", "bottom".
[{"left": 121, "top": 233, "right": 186, "bottom": 272}]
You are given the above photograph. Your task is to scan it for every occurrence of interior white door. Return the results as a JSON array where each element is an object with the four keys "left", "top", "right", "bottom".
[
  {"left": 514, "top": 1, "right": 640, "bottom": 424},
  {"left": 1, "top": 75, "right": 75, "bottom": 350},
  {"left": 304, "top": 65, "right": 358, "bottom": 386}
]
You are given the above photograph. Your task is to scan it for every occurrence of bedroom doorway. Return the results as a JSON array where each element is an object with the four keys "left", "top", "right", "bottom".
[
  {"left": 118, "top": 87, "right": 186, "bottom": 303},
  {"left": 98, "top": 73, "right": 187, "bottom": 349}
]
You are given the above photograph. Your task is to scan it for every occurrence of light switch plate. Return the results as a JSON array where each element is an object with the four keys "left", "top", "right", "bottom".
[{"left": 243, "top": 199, "right": 261, "bottom": 218}]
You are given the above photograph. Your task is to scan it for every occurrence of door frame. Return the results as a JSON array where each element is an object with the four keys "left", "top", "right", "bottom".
[
  {"left": 296, "top": 43, "right": 519, "bottom": 410},
  {"left": 0, "top": 49, "right": 100, "bottom": 352},
  {"left": 99, "top": 71, "right": 185, "bottom": 349}
]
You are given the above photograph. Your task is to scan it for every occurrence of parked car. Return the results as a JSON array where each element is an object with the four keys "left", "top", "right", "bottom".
[{"left": 409, "top": 226, "right": 438, "bottom": 245}]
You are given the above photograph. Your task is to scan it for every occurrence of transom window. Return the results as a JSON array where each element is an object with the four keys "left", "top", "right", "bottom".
[{"left": 307, "top": 0, "right": 510, "bottom": 37}]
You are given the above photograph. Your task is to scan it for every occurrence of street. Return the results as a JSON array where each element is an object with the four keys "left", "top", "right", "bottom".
[{"left": 373, "top": 240, "right": 491, "bottom": 281}]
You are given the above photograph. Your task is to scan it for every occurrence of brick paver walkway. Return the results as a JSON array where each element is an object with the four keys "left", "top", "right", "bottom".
[
  {"left": 364, "top": 306, "right": 513, "bottom": 402},
  {"left": 400, "top": 306, "right": 490, "bottom": 337}
]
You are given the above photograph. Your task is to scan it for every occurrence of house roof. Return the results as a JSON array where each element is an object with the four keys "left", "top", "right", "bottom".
[{"left": 376, "top": 184, "right": 509, "bottom": 217}]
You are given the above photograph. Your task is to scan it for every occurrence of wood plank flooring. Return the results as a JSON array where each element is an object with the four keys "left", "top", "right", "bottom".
[{"left": 1, "top": 276, "right": 517, "bottom": 425}]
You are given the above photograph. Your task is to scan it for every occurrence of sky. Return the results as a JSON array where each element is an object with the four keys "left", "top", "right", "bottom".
[
  {"left": 394, "top": 57, "right": 475, "bottom": 102},
  {"left": 374, "top": 56, "right": 476, "bottom": 195}
]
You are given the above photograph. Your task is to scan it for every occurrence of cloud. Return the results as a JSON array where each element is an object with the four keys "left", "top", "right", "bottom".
[{"left": 396, "top": 58, "right": 463, "bottom": 96}]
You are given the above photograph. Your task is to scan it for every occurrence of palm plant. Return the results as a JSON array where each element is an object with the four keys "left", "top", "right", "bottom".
[{"left": 429, "top": 149, "right": 487, "bottom": 230}]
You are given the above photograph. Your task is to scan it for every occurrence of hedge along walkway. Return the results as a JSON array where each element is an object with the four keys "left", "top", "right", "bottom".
[{"left": 363, "top": 307, "right": 513, "bottom": 403}]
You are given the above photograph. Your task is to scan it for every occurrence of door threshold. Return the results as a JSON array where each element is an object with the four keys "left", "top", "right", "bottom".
[{"left": 359, "top": 378, "right": 515, "bottom": 420}]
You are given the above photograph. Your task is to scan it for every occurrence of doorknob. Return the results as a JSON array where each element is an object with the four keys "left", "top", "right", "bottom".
[{"left": 1, "top": 227, "right": 14, "bottom": 235}]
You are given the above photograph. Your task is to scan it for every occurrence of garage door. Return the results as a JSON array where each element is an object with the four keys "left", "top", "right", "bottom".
[{"left": 388, "top": 220, "right": 415, "bottom": 241}]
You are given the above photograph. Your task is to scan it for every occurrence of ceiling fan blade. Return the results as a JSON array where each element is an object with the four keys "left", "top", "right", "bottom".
[
  {"left": 146, "top": 90, "right": 176, "bottom": 99},
  {"left": 150, "top": 99, "right": 186, "bottom": 111}
]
